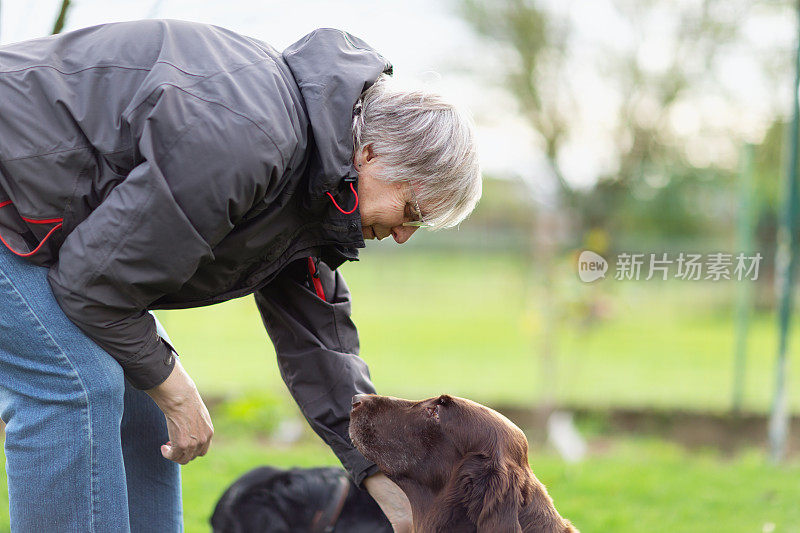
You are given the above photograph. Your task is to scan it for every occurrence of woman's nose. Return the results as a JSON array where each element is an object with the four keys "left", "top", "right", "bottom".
[{"left": 392, "top": 225, "right": 418, "bottom": 244}]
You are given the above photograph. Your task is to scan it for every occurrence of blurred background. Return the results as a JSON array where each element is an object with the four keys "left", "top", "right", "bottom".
[{"left": 2, "top": 1, "right": 800, "bottom": 531}]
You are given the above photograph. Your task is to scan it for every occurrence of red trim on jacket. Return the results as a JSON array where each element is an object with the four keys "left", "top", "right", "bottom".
[
  {"left": 307, "top": 256, "right": 326, "bottom": 300},
  {"left": 325, "top": 182, "right": 359, "bottom": 215},
  {"left": 0, "top": 200, "right": 63, "bottom": 257},
  {"left": 0, "top": 223, "right": 63, "bottom": 257},
  {"left": 21, "top": 215, "right": 64, "bottom": 224}
]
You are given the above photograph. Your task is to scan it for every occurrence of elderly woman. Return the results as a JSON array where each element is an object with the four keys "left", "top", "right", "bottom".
[{"left": 0, "top": 19, "right": 480, "bottom": 532}]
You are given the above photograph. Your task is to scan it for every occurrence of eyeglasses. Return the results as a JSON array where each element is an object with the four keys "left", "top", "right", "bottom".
[{"left": 402, "top": 194, "right": 433, "bottom": 228}]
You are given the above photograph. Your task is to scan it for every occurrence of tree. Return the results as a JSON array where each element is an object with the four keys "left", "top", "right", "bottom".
[{"left": 458, "top": 0, "right": 792, "bottom": 245}]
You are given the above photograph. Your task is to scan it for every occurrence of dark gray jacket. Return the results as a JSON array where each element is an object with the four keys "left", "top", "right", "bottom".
[{"left": 0, "top": 20, "right": 390, "bottom": 484}]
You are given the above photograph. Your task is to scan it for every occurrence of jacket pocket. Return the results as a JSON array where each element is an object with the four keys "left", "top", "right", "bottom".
[{"left": 0, "top": 200, "right": 64, "bottom": 266}]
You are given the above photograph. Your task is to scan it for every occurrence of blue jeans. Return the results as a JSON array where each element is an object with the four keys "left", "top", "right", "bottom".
[{"left": 0, "top": 244, "right": 182, "bottom": 532}]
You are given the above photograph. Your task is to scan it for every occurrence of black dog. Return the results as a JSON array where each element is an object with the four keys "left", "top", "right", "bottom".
[{"left": 210, "top": 466, "right": 392, "bottom": 533}]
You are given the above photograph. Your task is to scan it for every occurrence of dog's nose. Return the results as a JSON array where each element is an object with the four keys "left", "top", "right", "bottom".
[{"left": 352, "top": 394, "right": 370, "bottom": 408}]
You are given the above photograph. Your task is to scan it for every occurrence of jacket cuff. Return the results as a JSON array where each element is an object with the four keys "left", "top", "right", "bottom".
[
  {"left": 124, "top": 336, "right": 177, "bottom": 390},
  {"left": 355, "top": 464, "right": 382, "bottom": 489},
  {"left": 340, "top": 446, "right": 380, "bottom": 488}
]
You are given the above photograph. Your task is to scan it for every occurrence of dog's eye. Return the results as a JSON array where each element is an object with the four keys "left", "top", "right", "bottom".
[{"left": 438, "top": 395, "right": 451, "bottom": 406}]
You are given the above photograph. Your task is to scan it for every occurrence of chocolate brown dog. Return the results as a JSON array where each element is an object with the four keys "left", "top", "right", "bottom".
[{"left": 349, "top": 394, "right": 577, "bottom": 532}]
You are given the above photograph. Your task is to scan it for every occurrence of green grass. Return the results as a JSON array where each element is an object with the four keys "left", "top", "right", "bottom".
[
  {"left": 534, "top": 439, "right": 800, "bottom": 533},
  {"left": 182, "top": 435, "right": 800, "bottom": 533},
  {"left": 2, "top": 430, "right": 795, "bottom": 532},
  {"left": 0, "top": 249, "right": 787, "bottom": 531},
  {"left": 158, "top": 249, "right": 800, "bottom": 413},
  {"left": 150, "top": 249, "right": 800, "bottom": 531}
]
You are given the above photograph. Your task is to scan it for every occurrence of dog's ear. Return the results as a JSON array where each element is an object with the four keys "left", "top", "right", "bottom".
[{"left": 446, "top": 452, "right": 525, "bottom": 533}]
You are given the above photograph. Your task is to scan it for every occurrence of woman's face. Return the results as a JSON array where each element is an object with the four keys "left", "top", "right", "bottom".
[{"left": 355, "top": 148, "right": 420, "bottom": 244}]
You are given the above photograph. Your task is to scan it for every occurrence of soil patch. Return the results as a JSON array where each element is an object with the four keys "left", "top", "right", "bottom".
[{"left": 495, "top": 404, "right": 800, "bottom": 457}]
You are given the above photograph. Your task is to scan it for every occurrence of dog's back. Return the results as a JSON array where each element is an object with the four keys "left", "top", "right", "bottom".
[{"left": 211, "top": 466, "right": 392, "bottom": 533}]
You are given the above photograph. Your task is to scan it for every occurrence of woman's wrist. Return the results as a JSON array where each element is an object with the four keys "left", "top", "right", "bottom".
[
  {"left": 364, "top": 472, "right": 413, "bottom": 532},
  {"left": 144, "top": 357, "right": 195, "bottom": 411}
]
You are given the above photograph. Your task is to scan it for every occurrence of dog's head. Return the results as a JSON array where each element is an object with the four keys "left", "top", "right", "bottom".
[{"left": 349, "top": 394, "right": 575, "bottom": 532}]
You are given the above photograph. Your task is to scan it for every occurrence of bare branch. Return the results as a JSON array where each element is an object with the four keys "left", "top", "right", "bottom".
[{"left": 52, "top": 0, "right": 71, "bottom": 35}]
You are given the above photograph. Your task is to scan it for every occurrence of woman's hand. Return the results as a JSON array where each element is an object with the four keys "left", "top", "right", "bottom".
[
  {"left": 144, "top": 356, "right": 214, "bottom": 464},
  {"left": 364, "top": 472, "right": 413, "bottom": 533}
]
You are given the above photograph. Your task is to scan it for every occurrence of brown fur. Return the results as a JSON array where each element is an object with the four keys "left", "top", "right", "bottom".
[{"left": 349, "top": 394, "right": 578, "bottom": 532}]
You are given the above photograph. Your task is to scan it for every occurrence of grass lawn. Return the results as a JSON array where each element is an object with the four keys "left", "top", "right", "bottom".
[
  {"left": 533, "top": 439, "right": 800, "bottom": 533},
  {"left": 182, "top": 435, "right": 800, "bottom": 533},
  {"left": 154, "top": 248, "right": 799, "bottom": 531},
  {"left": 0, "top": 430, "right": 796, "bottom": 532},
  {"left": 0, "top": 248, "right": 797, "bottom": 531},
  {"left": 157, "top": 248, "right": 800, "bottom": 413}
]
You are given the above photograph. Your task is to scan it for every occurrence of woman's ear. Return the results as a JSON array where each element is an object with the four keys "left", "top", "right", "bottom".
[
  {"left": 355, "top": 145, "right": 376, "bottom": 168},
  {"left": 364, "top": 144, "right": 375, "bottom": 164}
]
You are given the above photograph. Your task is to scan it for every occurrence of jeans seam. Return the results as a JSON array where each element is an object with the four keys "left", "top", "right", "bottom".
[{"left": 0, "top": 267, "right": 97, "bottom": 532}]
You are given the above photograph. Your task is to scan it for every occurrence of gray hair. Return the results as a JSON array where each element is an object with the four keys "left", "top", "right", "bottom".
[{"left": 352, "top": 76, "right": 482, "bottom": 229}]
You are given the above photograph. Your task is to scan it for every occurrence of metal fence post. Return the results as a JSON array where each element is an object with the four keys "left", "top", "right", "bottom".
[
  {"left": 732, "top": 143, "right": 755, "bottom": 413},
  {"left": 769, "top": 0, "right": 800, "bottom": 463}
]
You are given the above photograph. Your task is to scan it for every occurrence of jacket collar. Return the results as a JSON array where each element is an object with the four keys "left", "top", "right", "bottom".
[
  {"left": 282, "top": 28, "right": 392, "bottom": 258},
  {"left": 282, "top": 28, "right": 392, "bottom": 209}
]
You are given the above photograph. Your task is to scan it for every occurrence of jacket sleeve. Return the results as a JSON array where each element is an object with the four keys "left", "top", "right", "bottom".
[
  {"left": 48, "top": 91, "right": 291, "bottom": 390},
  {"left": 254, "top": 259, "right": 380, "bottom": 486}
]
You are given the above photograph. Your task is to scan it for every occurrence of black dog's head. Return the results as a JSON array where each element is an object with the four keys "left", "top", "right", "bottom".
[{"left": 210, "top": 466, "right": 392, "bottom": 533}]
